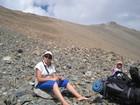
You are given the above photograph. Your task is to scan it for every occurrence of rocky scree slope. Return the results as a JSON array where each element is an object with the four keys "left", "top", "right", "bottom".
[{"left": 0, "top": 26, "right": 140, "bottom": 105}]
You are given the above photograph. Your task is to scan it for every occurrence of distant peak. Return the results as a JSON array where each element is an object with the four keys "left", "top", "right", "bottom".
[
  {"left": 95, "top": 21, "right": 118, "bottom": 26},
  {"left": 106, "top": 21, "right": 117, "bottom": 25}
]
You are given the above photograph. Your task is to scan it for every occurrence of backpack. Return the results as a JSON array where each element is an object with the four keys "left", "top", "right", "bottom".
[
  {"left": 130, "top": 66, "right": 140, "bottom": 85},
  {"left": 93, "top": 67, "right": 140, "bottom": 104}
]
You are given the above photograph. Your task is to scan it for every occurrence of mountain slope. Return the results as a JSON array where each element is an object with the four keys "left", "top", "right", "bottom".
[{"left": 0, "top": 6, "right": 140, "bottom": 60}]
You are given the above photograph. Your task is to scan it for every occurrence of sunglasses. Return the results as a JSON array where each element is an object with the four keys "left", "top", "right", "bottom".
[{"left": 44, "top": 54, "right": 52, "bottom": 60}]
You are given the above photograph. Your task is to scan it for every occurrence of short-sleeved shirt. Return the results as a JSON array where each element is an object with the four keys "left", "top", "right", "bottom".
[{"left": 34, "top": 61, "right": 56, "bottom": 86}]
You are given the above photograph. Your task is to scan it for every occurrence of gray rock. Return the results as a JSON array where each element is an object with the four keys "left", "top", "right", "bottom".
[
  {"left": 0, "top": 101, "right": 5, "bottom": 105},
  {"left": 66, "top": 64, "right": 72, "bottom": 69},
  {"left": 38, "top": 100, "right": 56, "bottom": 105},
  {"left": 14, "top": 89, "right": 26, "bottom": 97},
  {"left": 0, "top": 43, "right": 4, "bottom": 46},
  {"left": 3, "top": 56, "right": 12, "bottom": 61},
  {"left": 33, "top": 88, "right": 56, "bottom": 99}
]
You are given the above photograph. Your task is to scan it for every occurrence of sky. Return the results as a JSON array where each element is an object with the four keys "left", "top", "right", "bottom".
[{"left": 0, "top": 0, "right": 140, "bottom": 31}]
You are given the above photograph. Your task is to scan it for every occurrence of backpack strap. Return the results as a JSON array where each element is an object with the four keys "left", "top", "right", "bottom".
[
  {"left": 127, "top": 88, "right": 132, "bottom": 99},
  {"left": 42, "top": 61, "right": 50, "bottom": 75},
  {"left": 103, "top": 81, "right": 108, "bottom": 97}
]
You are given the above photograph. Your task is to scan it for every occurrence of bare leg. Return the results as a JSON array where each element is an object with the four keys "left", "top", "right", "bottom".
[
  {"left": 66, "top": 83, "right": 90, "bottom": 101},
  {"left": 53, "top": 82, "right": 70, "bottom": 105}
]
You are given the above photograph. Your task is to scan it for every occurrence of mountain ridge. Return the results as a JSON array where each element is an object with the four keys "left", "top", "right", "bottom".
[{"left": 0, "top": 6, "right": 140, "bottom": 60}]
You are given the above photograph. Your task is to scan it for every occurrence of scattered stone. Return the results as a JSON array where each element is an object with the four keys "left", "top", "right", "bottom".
[
  {"left": 67, "top": 64, "right": 72, "bottom": 69},
  {"left": 3, "top": 56, "right": 12, "bottom": 61},
  {"left": 0, "top": 27, "right": 139, "bottom": 105},
  {"left": 33, "top": 88, "right": 56, "bottom": 99},
  {"left": 0, "top": 101, "right": 5, "bottom": 105},
  {"left": 17, "top": 49, "right": 23, "bottom": 53},
  {"left": 14, "top": 89, "right": 26, "bottom": 97},
  {"left": 85, "top": 71, "right": 93, "bottom": 77},
  {"left": 0, "top": 43, "right": 4, "bottom": 46},
  {"left": 28, "top": 81, "right": 35, "bottom": 86}
]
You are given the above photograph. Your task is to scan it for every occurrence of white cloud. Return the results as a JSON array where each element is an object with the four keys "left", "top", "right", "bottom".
[{"left": 0, "top": 0, "right": 140, "bottom": 31}]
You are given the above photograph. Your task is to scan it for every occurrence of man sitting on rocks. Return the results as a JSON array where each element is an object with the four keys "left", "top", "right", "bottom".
[
  {"left": 34, "top": 51, "right": 89, "bottom": 105},
  {"left": 112, "top": 61, "right": 124, "bottom": 75}
]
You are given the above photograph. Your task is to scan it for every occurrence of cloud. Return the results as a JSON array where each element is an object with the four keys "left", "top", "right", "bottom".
[{"left": 0, "top": 0, "right": 140, "bottom": 31}]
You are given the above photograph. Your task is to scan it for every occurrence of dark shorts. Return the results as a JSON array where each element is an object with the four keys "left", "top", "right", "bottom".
[{"left": 37, "top": 79, "right": 69, "bottom": 91}]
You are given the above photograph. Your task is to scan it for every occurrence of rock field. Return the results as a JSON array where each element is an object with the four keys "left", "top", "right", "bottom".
[{"left": 0, "top": 26, "right": 140, "bottom": 105}]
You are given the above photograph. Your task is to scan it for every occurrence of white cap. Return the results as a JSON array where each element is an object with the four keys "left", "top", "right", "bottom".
[{"left": 44, "top": 51, "right": 52, "bottom": 56}]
